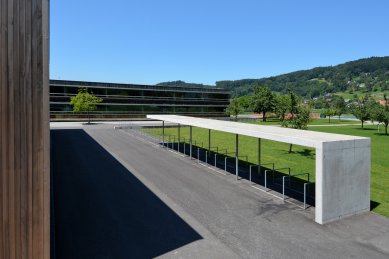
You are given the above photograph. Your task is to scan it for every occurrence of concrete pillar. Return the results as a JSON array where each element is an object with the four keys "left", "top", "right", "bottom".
[{"left": 315, "top": 139, "right": 371, "bottom": 224}]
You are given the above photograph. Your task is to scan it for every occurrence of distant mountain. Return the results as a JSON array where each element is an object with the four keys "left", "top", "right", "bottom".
[
  {"left": 216, "top": 56, "right": 389, "bottom": 97},
  {"left": 157, "top": 80, "right": 214, "bottom": 88}
]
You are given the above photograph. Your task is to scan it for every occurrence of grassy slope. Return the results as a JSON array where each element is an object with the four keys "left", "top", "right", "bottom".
[
  {"left": 144, "top": 123, "right": 389, "bottom": 217},
  {"left": 334, "top": 90, "right": 389, "bottom": 100}
]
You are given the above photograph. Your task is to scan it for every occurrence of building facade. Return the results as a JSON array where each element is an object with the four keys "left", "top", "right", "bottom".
[{"left": 50, "top": 80, "right": 230, "bottom": 119}]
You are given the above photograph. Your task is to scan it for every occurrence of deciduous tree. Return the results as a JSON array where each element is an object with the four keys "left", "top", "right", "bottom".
[
  {"left": 252, "top": 86, "right": 275, "bottom": 122},
  {"left": 70, "top": 88, "right": 103, "bottom": 124}
]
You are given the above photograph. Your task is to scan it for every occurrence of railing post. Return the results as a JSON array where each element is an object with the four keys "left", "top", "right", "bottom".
[
  {"left": 236, "top": 134, "right": 239, "bottom": 180},
  {"left": 190, "top": 126, "right": 193, "bottom": 159},
  {"left": 178, "top": 124, "right": 180, "bottom": 153},
  {"left": 304, "top": 183, "right": 307, "bottom": 209},
  {"left": 162, "top": 120, "right": 165, "bottom": 148},
  {"left": 258, "top": 138, "right": 261, "bottom": 165},
  {"left": 208, "top": 129, "right": 211, "bottom": 152}
]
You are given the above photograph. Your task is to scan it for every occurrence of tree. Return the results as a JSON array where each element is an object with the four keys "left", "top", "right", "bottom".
[
  {"left": 226, "top": 98, "right": 243, "bottom": 121},
  {"left": 282, "top": 103, "right": 311, "bottom": 153},
  {"left": 274, "top": 94, "right": 290, "bottom": 121},
  {"left": 324, "top": 107, "right": 336, "bottom": 124},
  {"left": 350, "top": 95, "right": 370, "bottom": 128},
  {"left": 252, "top": 86, "right": 275, "bottom": 122},
  {"left": 289, "top": 90, "right": 299, "bottom": 119},
  {"left": 371, "top": 95, "right": 389, "bottom": 134},
  {"left": 236, "top": 95, "right": 253, "bottom": 112},
  {"left": 333, "top": 96, "right": 346, "bottom": 120},
  {"left": 70, "top": 88, "right": 103, "bottom": 124}
]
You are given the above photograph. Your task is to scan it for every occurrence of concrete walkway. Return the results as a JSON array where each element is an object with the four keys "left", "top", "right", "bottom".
[{"left": 51, "top": 123, "right": 389, "bottom": 259}]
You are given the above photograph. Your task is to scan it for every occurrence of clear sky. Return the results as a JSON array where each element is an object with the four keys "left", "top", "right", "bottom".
[{"left": 50, "top": 0, "right": 389, "bottom": 85}]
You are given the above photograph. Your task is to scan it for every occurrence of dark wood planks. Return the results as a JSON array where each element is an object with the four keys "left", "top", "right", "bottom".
[{"left": 0, "top": 0, "right": 50, "bottom": 258}]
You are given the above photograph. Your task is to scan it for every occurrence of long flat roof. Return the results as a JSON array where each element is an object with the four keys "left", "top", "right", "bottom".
[{"left": 147, "top": 115, "right": 369, "bottom": 148}]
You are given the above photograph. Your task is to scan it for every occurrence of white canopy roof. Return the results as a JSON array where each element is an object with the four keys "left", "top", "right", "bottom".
[{"left": 147, "top": 115, "right": 368, "bottom": 148}]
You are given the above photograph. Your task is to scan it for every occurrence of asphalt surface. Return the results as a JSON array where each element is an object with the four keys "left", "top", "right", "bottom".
[{"left": 51, "top": 123, "right": 389, "bottom": 259}]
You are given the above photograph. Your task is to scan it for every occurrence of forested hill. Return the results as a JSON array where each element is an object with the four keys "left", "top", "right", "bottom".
[
  {"left": 157, "top": 80, "right": 213, "bottom": 88},
  {"left": 216, "top": 56, "right": 389, "bottom": 97}
]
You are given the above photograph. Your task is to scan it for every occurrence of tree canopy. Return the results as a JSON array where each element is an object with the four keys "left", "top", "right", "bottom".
[
  {"left": 251, "top": 86, "right": 275, "bottom": 122},
  {"left": 70, "top": 88, "right": 103, "bottom": 123}
]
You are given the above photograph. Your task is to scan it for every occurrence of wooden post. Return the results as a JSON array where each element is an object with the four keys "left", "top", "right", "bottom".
[{"left": 0, "top": 0, "right": 50, "bottom": 258}]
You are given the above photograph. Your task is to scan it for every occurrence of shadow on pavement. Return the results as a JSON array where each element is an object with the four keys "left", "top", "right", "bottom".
[{"left": 51, "top": 129, "right": 202, "bottom": 259}]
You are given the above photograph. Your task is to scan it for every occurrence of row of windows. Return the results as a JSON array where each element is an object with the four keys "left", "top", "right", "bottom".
[
  {"left": 50, "top": 86, "right": 230, "bottom": 100},
  {"left": 50, "top": 96, "right": 229, "bottom": 106},
  {"left": 50, "top": 104, "right": 226, "bottom": 113},
  {"left": 50, "top": 92, "right": 229, "bottom": 102},
  {"left": 51, "top": 80, "right": 229, "bottom": 94}
]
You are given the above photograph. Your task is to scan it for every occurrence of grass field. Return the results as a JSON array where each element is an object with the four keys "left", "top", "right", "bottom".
[
  {"left": 250, "top": 118, "right": 358, "bottom": 126},
  {"left": 143, "top": 123, "right": 389, "bottom": 217}
]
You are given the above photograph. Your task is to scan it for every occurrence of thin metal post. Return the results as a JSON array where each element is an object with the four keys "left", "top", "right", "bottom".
[
  {"left": 208, "top": 129, "right": 211, "bottom": 152},
  {"left": 258, "top": 138, "right": 261, "bottom": 165},
  {"left": 282, "top": 176, "right": 286, "bottom": 200},
  {"left": 236, "top": 134, "right": 239, "bottom": 180},
  {"left": 184, "top": 141, "right": 186, "bottom": 155},
  {"left": 197, "top": 148, "right": 200, "bottom": 163},
  {"left": 214, "top": 154, "right": 217, "bottom": 167},
  {"left": 304, "top": 183, "right": 307, "bottom": 209},
  {"left": 190, "top": 126, "right": 193, "bottom": 159},
  {"left": 178, "top": 124, "right": 180, "bottom": 153},
  {"left": 162, "top": 121, "right": 165, "bottom": 148},
  {"left": 225, "top": 157, "right": 227, "bottom": 171}
]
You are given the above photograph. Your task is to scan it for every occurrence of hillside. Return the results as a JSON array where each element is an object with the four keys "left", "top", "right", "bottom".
[
  {"left": 216, "top": 56, "right": 389, "bottom": 97},
  {"left": 157, "top": 80, "right": 214, "bottom": 88}
]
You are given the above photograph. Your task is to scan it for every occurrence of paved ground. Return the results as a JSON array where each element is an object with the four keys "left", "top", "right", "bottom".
[{"left": 51, "top": 123, "right": 389, "bottom": 259}]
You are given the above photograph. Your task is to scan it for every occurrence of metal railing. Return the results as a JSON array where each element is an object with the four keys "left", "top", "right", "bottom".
[{"left": 249, "top": 162, "right": 275, "bottom": 183}]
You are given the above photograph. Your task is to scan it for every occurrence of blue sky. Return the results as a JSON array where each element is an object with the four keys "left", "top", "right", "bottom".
[{"left": 51, "top": 0, "right": 389, "bottom": 85}]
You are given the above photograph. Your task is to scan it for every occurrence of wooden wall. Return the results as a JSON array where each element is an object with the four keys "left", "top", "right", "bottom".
[{"left": 0, "top": 0, "right": 50, "bottom": 258}]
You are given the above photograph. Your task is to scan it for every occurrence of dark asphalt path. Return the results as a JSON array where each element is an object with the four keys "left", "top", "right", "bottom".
[
  {"left": 51, "top": 129, "right": 224, "bottom": 259},
  {"left": 51, "top": 125, "right": 389, "bottom": 259}
]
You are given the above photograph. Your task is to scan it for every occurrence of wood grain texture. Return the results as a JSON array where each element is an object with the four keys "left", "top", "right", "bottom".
[{"left": 0, "top": 0, "right": 50, "bottom": 258}]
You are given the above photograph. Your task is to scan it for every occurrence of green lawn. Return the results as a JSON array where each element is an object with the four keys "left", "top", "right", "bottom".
[
  {"left": 143, "top": 123, "right": 389, "bottom": 217},
  {"left": 248, "top": 118, "right": 357, "bottom": 126}
]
